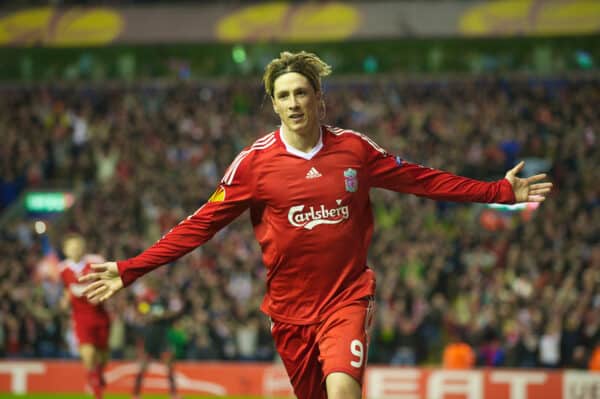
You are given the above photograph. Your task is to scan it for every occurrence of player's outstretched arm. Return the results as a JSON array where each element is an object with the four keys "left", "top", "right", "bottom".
[
  {"left": 79, "top": 262, "right": 124, "bottom": 304},
  {"left": 504, "top": 161, "right": 553, "bottom": 203}
]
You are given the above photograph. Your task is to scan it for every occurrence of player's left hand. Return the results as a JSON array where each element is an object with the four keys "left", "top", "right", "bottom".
[
  {"left": 504, "top": 161, "right": 553, "bottom": 203},
  {"left": 79, "top": 262, "right": 123, "bottom": 304}
]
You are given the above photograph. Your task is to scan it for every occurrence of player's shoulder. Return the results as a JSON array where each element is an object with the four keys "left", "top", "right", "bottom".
[
  {"left": 324, "top": 125, "right": 387, "bottom": 154},
  {"left": 246, "top": 131, "right": 278, "bottom": 154},
  {"left": 221, "top": 130, "right": 277, "bottom": 185},
  {"left": 325, "top": 125, "right": 365, "bottom": 138},
  {"left": 57, "top": 260, "right": 70, "bottom": 273}
]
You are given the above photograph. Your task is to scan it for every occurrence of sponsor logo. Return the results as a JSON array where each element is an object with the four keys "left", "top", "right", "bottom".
[
  {"left": 395, "top": 155, "right": 403, "bottom": 167},
  {"left": 104, "top": 363, "right": 227, "bottom": 395},
  {"left": 0, "top": 7, "right": 124, "bottom": 46},
  {"left": 288, "top": 200, "right": 349, "bottom": 230},
  {"left": 459, "top": 1, "right": 600, "bottom": 37},
  {"left": 217, "top": 3, "right": 360, "bottom": 42},
  {"left": 344, "top": 168, "right": 358, "bottom": 192},
  {"left": 305, "top": 167, "right": 322, "bottom": 179},
  {"left": 208, "top": 186, "right": 226, "bottom": 202}
]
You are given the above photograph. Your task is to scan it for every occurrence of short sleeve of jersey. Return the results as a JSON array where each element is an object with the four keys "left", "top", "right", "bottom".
[{"left": 362, "top": 137, "right": 516, "bottom": 204}]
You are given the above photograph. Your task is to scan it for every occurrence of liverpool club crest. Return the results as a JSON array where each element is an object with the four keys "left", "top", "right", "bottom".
[{"left": 344, "top": 168, "right": 357, "bottom": 192}]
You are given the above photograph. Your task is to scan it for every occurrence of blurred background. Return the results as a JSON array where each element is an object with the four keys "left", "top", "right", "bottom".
[{"left": 0, "top": 0, "right": 599, "bottom": 396}]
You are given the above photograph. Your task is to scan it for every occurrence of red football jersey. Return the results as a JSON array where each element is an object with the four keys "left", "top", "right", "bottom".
[
  {"left": 117, "top": 126, "right": 515, "bottom": 324},
  {"left": 60, "top": 254, "right": 110, "bottom": 325}
]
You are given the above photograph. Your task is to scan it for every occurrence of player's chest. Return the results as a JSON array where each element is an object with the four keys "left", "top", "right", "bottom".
[
  {"left": 61, "top": 268, "right": 89, "bottom": 296},
  {"left": 257, "top": 153, "right": 365, "bottom": 206}
]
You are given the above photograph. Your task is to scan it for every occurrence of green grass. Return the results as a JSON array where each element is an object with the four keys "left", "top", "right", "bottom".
[{"left": 0, "top": 395, "right": 281, "bottom": 399}]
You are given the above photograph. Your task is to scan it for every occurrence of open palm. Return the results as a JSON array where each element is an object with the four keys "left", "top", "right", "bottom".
[
  {"left": 78, "top": 262, "right": 123, "bottom": 304},
  {"left": 504, "top": 161, "right": 553, "bottom": 203}
]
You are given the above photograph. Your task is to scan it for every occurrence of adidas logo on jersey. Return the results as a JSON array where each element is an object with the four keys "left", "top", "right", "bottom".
[{"left": 305, "top": 167, "right": 322, "bottom": 179}]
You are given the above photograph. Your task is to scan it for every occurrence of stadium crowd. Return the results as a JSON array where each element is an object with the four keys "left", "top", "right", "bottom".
[{"left": 0, "top": 76, "right": 598, "bottom": 368}]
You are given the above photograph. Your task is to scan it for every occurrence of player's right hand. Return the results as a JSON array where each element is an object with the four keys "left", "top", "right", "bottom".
[{"left": 79, "top": 262, "right": 123, "bottom": 304}]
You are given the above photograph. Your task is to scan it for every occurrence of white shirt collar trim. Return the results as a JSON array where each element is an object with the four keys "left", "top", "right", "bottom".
[
  {"left": 67, "top": 259, "right": 87, "bottom": 274},
  {"left": 279, "top": 125, "right": 323, "bottom": 160}
]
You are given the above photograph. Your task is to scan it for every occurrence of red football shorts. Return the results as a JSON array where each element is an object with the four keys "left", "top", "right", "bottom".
[
  {"left": 271, "top": 297, "right": 375, "bottom": 399},
  {"left": 74, "top": 318, "right": 110, "bottom": 349}
]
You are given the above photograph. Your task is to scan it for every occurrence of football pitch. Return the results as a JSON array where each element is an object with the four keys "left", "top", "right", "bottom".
[{"left": 0, "top": 395, "right": 281, "bottom": 399}]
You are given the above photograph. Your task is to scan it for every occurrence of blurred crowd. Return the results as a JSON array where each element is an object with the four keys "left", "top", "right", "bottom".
[{"left": 0, "top": 76, "right": 598, "bottom": 369}]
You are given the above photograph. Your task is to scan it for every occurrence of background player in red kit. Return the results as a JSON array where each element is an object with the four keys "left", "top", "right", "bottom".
[
  {"left": 80, "top": 51, "right": 552, "bottom": 399},
  {"left": 59, "top": 233, "right": 110, "bottom": 399}
]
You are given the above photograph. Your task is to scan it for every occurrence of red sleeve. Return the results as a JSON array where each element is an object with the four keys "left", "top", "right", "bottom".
[
  {"left": 364, "top": 140, "right": 516, "bottom": 204},
  {"left": 117, "top": 152, "right": 255, "bottom": 287}
]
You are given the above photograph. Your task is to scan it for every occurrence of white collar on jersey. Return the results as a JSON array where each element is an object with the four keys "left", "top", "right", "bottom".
[
  {"left": 279, "top": 125, "right": 324, "bottom": 160},
  {"left": 67, "top": 259, "right": 87, "bottom": 275}
]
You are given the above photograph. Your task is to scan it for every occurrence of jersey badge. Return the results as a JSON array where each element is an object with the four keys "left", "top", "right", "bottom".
[
  {"left": 208, "top": 185, "right": 226, "bottom": 202},
  {"left": 344, "top": 168, "right": 358, "bottom": 192}
]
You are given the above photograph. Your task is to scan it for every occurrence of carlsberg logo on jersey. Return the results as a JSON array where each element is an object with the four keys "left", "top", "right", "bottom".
[{"left": 288, "top": 200, "right": 350, "bottom": 230}]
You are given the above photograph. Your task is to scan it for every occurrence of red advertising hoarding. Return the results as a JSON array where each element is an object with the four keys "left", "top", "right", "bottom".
[{"left": 0, "top": 360, "right": 598, "bottom": 398}]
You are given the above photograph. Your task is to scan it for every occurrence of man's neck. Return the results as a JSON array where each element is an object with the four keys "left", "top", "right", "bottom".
[{"left": 281, "top": 124, "right": 321, "bottom": 153}]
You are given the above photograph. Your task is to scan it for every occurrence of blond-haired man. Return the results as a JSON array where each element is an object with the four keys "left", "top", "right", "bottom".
[{"left": 81, "top": 51, "right": 551, "bottom": 399}]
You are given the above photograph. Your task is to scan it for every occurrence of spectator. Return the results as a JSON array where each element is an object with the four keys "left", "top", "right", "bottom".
[
  {"left": 442, "top": 338, "right": 476, "bottom": 369},
  {"left": 0, "top": 76, "right": 597, "bottom": 367},
  {"left": 589, "top": 346, "right": 600, "bottom": 371}
]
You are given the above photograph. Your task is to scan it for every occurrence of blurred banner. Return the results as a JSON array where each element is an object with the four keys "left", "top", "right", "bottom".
[
  {"left": 1, "top": 360, "right": 599, "bottom": 398},
  {"left": 1, "top": 0, "right": 600, "bottom": 46}
]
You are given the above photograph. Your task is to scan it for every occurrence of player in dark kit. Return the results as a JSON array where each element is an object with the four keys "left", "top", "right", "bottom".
[
  {"left": 80, "top": 51, "right": 552, "bottom": 399},
  {"left": 132, "top": 279, "right": 183, "bottom": 399},
  {"left": 59, "top": 233, "right": 110, "bottom": 399}
]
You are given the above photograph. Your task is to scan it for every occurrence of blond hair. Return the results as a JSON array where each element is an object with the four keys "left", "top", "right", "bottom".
[
  {"left": 263, "top": 51, "right": 332, "bottom": 98},
  {"left": 62, "top": 232, "right": 85, "bottom": 247}
]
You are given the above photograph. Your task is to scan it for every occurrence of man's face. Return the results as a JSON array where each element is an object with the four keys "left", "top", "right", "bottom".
[
  {"left": 271, "top": 72, "right": 321, "bottom": 137},
  {"left": 63, "top": 236, "right": 85, "bottom": 261}
]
